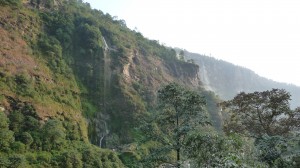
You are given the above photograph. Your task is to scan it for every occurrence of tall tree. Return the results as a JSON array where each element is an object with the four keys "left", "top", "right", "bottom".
[
  {"left": 142, "top": 83, "right": 208, "bottom": 167},
  {"left": 221, "top": 89, "right": 299, "bottom": 137},
  {"left": 221, "top": 89, "right": 300, "bottom": 166}
]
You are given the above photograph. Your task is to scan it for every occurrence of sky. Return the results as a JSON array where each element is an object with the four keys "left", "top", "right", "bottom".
[{"left": 84, "top": 0, "right": 300, "bottom": 86}]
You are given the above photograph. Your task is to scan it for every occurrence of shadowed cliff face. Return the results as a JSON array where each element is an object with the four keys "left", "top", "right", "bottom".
[
  {"left": 93, "top": 46, "right": 202, "bottom": 145},
  {"left": 0, "top": 1, "right": 214, "bottom": 167},
  {"left": 0, "top": 0, "right": 205, "bottom": 146},
  {"left": 184, "top": 50, "right": 300, "bottom": 109}
]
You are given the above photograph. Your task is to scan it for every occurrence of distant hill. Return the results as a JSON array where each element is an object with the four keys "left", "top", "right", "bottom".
[{"left": 184, "top": 50, "right": 300, "bottom": 109}]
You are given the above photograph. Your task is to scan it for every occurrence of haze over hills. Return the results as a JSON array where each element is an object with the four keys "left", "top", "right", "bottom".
[
  {"left": 0, "top": 1, "right": 212, "bottom": 166},
  {"left": 0, "top": 0, "right": 299, "bottom": 167},
  {"left": 183, "top": 50, "right": 300, "bottom": 109}
]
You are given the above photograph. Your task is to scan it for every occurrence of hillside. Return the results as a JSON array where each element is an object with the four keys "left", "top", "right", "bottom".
[
  {"left": 2, "top": 0, "right": 299, "bottom": 167},
  {"left": 184, "top": 50, "right": 300, "bottom": 109},
  {"left": 0, "top": 0, "right": 215, "bottom": 167}
]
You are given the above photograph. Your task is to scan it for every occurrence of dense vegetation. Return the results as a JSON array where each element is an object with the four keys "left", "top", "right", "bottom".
[
  {"left": 0, "top": 0, "right": 299, "bottom": 167},
  {"left": 0, "top": 0, "right": 205, "bottom": 167},
  {"left": 0, "top": 99, "right": 124, "bottom": 167},
  {"left": 221, "top": 89, "right": 300, "bottom": 167}
]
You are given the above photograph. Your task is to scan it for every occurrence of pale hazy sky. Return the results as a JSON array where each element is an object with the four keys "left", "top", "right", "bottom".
[{"left": 84, "top": 0, "right": 300, "bottom": 86}]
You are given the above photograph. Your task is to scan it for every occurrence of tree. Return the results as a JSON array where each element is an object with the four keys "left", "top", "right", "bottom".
[
  {"left": 8, "top": 110, "right": 25, "bottom": 134},
  {"left": 42, "top": 119, "right": 66, "bottom": 150},
  {"left": 0, "top": 112, "right": 14, "bottom": 152},
  {"left": 184, "top": 128, "right": 265, "bottom": 167},
  {"left": 60, "top": 150, "right": 83, "bottom": 168},
  {"left": 178, "top": 50, "right": 185, "bottom": 61},
  {"left": 221, "top": 89, "right": 300, "bottom": 166},
  {"left": 221, "top": 89, "right": 299, "bottom": 137},
  {"left": 19, "top": 132, "right": 33, "bottom": 148},
  {"left": 142, "top": 83, "right": 208, "bottom": 167}
]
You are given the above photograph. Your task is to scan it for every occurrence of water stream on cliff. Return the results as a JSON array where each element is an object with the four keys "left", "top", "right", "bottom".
[
  {"left": 98, "top": 118, "right": 109, "bottom": 148},
  {"left": 200, "top": 63, "right": 213, "bottom": 91},
  {"left": 96, "top": 36, "right": 111, "bottom": 148}
]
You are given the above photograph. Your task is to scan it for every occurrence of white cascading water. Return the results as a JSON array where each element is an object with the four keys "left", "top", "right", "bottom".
[
  {"left": 95, "top": 36, "right": 111, "bottom": 148},
  {"left": 200, "top": 63, "right": 214, "bottom": 91},
  {"left": 98, "top": 118, "right": 109, "bottom": 148},
  {"left": 102, "top": 36, "right": 109, "bottom": 51}
]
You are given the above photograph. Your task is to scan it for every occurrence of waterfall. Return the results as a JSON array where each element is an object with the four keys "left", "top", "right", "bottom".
[
  {"left": 93, "top": 114, "right": 109, "bottom": 148},
  {"left": 98, "top": 118, "right": 109, "bottom": 148},
  {"left": 102, "top": 36, "right": 109, "bottom": 51},
  {"left": 102, "top": 36, "right": 111, "bottom": 92},
  {"left": 200, "top": 63, "right": 213, "bottom": 91},
  {"left": 93, "top": 36, "right": 112, "bottom": 148}
]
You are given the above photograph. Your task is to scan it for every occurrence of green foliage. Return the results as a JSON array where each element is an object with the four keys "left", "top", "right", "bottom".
[
  {"left": 44, "top": 0, "right": 55, "bottom": 9},
  {"left": 256, "top": 135, "right": 286, "bottom": 166},
  {"left": 8, "top": 154, "right": 28, "bottom": 168},
  {"left": 201, "top": 90, "right": 223, "bottom": 131},
  {"left": 9, "top": 110, "right": 25, "bottom": 134},
  {"left": 0, "top": 0, "right": 21, "bottom": 6},
  {"left": 139, "top": 83, "right": 208, "bottom": 166},
  {"left": 76, "top": 23, "right": 102, "bottom": 50},
  {"left": 221, "top": 89, "right": 299, "bottom": 137},
  {"left": 38, "top": 35, "right": 63, "bottom": 58},
  {"left": 0, "top": 112, "right": 14, "bottom": 152},
  {"left": 27, "top": 0, "right": 188, "bottom": 148},
  {"left": 157, "top": 82, "right": 208, "bottom": 136},
  {"left": 184, "top": 130, "right": 265, "bottom": 167},
  {"left": 178, "top": 50, "right": 185, "bottom": 61},
  {"left": 119, "top": 151, "right": 142, "bottom": 168},
  {"left": 38, "top": 34, "right": 73, "bottom": 75},
  {"left": 82, "top": 147, "right": 124, "bottom": 168},
  {"left": 255, "top": 134, "right": 300, "bottom": 167},
  {"left": 36, "top": 151, "right": 52, "bottom": 164},
  {"left": 11, "top": 141, "right": 26, "bottom": 153},
  {"left": 221, "top": 89, "right": 300, "bottom": 167},
  {"left": 0, "top": 130, "right": 15, "bottom": 152},
  {"left": 0, "top": 112, "right": 10, "bottom": 130},
  {"left": 63, "top": 121, "right": 82, "bottom": 141},
  {"left": 82, "top": 148, "right": 102, "bottom": 167},
  {"left": 42, "top": 119, "right": 66, "bottom": 151},
  {"left": 19, "top": 132, "right": 33, "bottom": 147},
  {"left": 15, "top": 74, "right": 34, "bottom": 97},
  {"left": 0, "top": 110, "right": 125, "bottom": 167},
  {"left": 29, "top": 0, "right": 55, "bottom": 9},
  {"left": 81, "top": 100, "right": 98, "bottom": 118},
  {"left": 7, "top": 102, "right": 41, "bottom": 149},
  {"left": 2, "top": 1, "right": 283, "bottom": 167},
  {"left": 59, "top": 150, "right": 83, "bottom": 168}
]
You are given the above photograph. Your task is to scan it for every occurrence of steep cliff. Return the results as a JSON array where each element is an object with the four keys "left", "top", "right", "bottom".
[
  {"left": 184, "top": 50, "right": 300, "bottom": 109},
  {"left": 0, "top": 0, "right": 204, "bottom": 151}
]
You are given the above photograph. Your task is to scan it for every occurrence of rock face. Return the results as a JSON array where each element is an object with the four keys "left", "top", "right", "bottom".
[
  {"left": 0, "top": 1, "right": 205, "bottom": 147},
  {"left": 99, "top": 47, "right": 202, "bottom": 144},
  {"left": 184, "top": 50, "right": 300, "bottom": 109}
]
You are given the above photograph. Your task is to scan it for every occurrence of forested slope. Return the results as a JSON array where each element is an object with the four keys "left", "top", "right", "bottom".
[
  {"left": 0, "top": 0, "right": 212, "bottom": 167},
  {"left": 2, "top": 1, "right": 298, "bottom": 167}
]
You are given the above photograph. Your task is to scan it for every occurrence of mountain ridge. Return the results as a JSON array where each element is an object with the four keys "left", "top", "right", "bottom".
[
  {"left": 183, "top": 50, "right": 300, "bottom": 109},
  {"left": 1, "top": 0, "right": 299, "bottom": 167}
]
